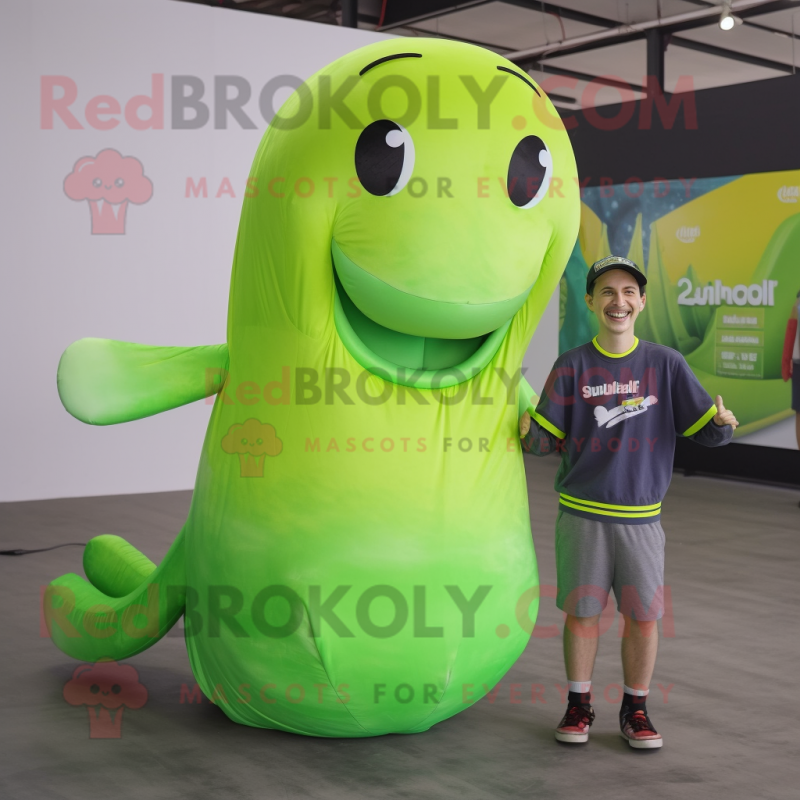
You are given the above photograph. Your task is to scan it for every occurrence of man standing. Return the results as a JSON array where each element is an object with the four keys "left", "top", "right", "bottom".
[{"left": 520, "top": 255, "right": 738, "bottom": 749}]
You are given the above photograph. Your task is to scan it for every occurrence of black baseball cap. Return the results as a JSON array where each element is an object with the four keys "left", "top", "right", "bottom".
[{"left": 586, "top": 255, "right": 647, "bottom": 294}]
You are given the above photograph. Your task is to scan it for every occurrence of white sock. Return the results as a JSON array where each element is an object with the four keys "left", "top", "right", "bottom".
[
  {"left": 568, "top": 680, "right": 591, "bottom": 694},
  {"left": 623, "top": 684, "right": 649, "bottom": 697}
]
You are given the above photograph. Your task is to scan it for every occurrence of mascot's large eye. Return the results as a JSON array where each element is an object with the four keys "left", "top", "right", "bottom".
[
  {"left": 355, "top": 120, "right": 415, "bottom": 197},
  {"left": 507, "top": 135, "right": 552, "bottom": 209}
]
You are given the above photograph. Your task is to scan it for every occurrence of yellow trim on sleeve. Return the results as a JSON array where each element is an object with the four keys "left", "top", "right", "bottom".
[
  {"left": 591, "top": 336, "right": 639, "bottom": 358},
  {"left": 683, "top": 404, "right": 718, "bottom": 437},
  {"left": 531, "top": 411, "right": 566, "bottom": 439},
  {"left": 559, "top": 493, "right": 662, "bottom": 512},
  {"left": 559, "top": 499, "right": 662, "bottom": 518}
]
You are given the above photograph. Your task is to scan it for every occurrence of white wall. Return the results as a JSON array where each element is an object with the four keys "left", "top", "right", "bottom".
[
  {"left": 0, "top": 0, "right": 391, "bottom": 501},
  {"left": 521, "top": 288, "right": 559, "bottom": 397},
  {"left": 1, "top": 0, "right": 562, "bottom": 502}
]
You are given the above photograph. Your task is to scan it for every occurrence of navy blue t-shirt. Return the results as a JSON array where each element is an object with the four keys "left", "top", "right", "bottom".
[{"left": 525, "top": 337, "right": 731, "bottom": 523}]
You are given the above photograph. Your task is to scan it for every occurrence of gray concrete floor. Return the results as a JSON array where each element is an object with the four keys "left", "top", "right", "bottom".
[{"left": 1, "top": 456, "right": 798, "bottom": 800}]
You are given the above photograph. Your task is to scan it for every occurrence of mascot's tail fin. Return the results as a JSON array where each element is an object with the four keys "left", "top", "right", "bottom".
[
  {"left": 83, "top": 535, "right": 157, "bottom": 597},
  {"left": 43, "top": 531, "right": 186, "bottom": 663}
]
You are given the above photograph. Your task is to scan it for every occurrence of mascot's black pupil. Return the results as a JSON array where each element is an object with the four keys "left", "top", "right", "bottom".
[
  {"left": 355, "top": 120, "right": 405, "bottom": 196},
  {"left": 507, "top": 135, "right": 549, "bottom": 207}
]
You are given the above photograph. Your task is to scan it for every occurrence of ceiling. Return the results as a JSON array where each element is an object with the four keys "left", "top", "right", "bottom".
[{"left": 179, "top": 1, "right": 800, "bottom": 108}]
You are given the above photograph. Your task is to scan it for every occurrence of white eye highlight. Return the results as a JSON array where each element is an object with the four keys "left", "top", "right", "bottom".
[
  {"left": 385, "top": 123, "right": 414, "bottom": 196},
  {"left": 386, "top": 129, "right": 404, "bottom": 148}
]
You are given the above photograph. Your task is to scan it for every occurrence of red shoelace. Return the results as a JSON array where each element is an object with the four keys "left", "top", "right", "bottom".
[
  {"left": 626, "top": 710, "right": 657, "bottom": 734},
  {"left": 562, "top": 706, "right": 595, "bottom": 729}
]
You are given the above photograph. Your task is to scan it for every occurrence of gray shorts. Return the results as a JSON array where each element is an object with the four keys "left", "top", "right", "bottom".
[{"left": 555, "top": 510, "right": 666, "bottom": 621}]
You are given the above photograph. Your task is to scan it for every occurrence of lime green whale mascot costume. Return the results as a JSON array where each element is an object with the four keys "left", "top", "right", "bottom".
[{"left": 45, "top": 39, "right": 579, "bottom": 736}]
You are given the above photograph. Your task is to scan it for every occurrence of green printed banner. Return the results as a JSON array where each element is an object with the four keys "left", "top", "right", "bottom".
[{"left": 560, "top": 171, "right": 799, "bottom": 441}]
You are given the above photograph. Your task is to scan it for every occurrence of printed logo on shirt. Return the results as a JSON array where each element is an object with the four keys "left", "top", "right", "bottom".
[
  {"left": 581, "top": 380, "right": 640, "bottom": 399},
  {"left": 594, "top": 396, "right": 658, "bottom": 429}
]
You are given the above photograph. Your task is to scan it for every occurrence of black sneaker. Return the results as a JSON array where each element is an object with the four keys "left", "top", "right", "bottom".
[
  {"left": 620, "top": 708, "right": 663, "bottom": 749},
  {"left": 555, "top": 704, "right": 595, "bottom": 743}
]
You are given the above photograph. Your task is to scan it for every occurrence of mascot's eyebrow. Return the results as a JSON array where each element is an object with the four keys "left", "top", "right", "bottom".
[
  {"left": 360, "top": 53, "right": 423, "bottom": 76},
  {"left": 497, "top": 66, "right": 541, "bottom": 97}
]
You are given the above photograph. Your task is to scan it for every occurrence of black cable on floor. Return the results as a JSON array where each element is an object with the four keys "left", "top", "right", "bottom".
[{"left": 0, "top": 543, "right": 86, "bottom": 556}]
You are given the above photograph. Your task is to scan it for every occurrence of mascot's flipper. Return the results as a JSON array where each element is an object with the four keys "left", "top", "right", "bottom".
[
  {"left": 58, "top": 338, "right": 229, "bottom": 425},
  {"left": 83, "top": 534, "right": 157, "bottom": 598},
  {"left": 518, "top": 376, "right": 538, "bottom": 420},
  {"left": 44, "top": 531, "right": 186, "bottom": 662}
]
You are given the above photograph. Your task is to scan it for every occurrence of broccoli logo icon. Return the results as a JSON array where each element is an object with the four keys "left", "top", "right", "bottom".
[
  {"left": 64, "top": 149, "right": 153, "bottom": 235},
  {"left": 221, "top": 419, "right": 283, "bottom": 477},
  {"left": 63, "top": 661, "right": 147, "bottom": 739}
]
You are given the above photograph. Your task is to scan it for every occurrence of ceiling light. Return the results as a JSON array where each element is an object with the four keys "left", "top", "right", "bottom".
[
  {"left": 719, "top": 1, "right": 735, "bottom": 30},
  {"left": 719, "top": 13, "right": 742, "bottom": 30}
]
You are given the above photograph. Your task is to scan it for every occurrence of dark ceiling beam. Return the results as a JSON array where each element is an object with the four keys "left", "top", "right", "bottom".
[
  {"left": 374, "top": 24, "right": 641, "bottom": 102},
  {"left": 341, "top": 0, "right": 357, "bottom": 27},
  {"left": 379, "top": 0, "right": 493, "bottom": 30},
  {"left": 670, "top": 34, "right": 794, "bottom": 72},
  {"left": 544, "top": 91, "right": 580, "bottom": 104},
  {"left": 498, "top": 0, "right": 618, "bottom": 29},
  {"left": 528, "top": 62, "right": 646, "bottom": 94},
  {"left": 402, "top": 26, "right": 512, "bottom": 53},
  {"left": 504, "top": 0, "right": 800, "bottom": 37},
  {"left": 511, "top": 31, "right": 647, "bottom": 66},
  {"left": 378, "top": 0, "right": 643, "bottom": 32},
  {"left": 679, "top": 0, "right": 800, "bottom": 40},
  {"left": 508, "top": 1, "right": 800, "bottom": 66},
  {"left": 655, "top": 0, "right": 800, "bottom": 33},
  {"left": 744, "top": 17, "right": 800, "bottom": 37},
  {"left": 518, "top": 31, "right": 793, "bottom": 77},
  {"left": 385, "top": 0, "right": 620, "bottom": 54},
  {"left": 379, "top": 0, "right": 620, "bottom": 39},
  {"left": 505, "top": 1, "right": 800, "bottom": 52},
  {"left": 646, "top": 28, "right": 667, "bottom": 93}
]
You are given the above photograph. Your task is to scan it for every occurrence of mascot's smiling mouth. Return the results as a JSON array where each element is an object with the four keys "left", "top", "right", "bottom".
[{"left": 331, "top": 239, "right": 530, "bottom": 387}]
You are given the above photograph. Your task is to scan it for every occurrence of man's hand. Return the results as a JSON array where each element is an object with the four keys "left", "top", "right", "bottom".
[
  {"left": 713, "top": 395, "right": 738, "bottom": 429},
  {"left": 520, "top": 410, "right": 531, "bottom": 438}
]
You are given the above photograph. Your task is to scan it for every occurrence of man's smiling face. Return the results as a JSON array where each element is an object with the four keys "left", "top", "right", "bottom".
[{"left": 585, "top": 269, "right": 646, "bottom": 336}]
